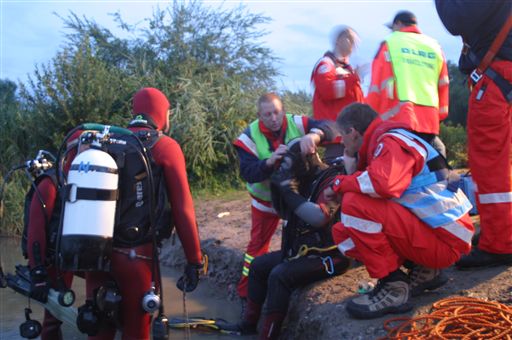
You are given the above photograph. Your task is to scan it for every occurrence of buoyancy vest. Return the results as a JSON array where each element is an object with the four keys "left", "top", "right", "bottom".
[
  {"left": 22, "top": 169, "right": 61, "bottom": 261},
  {"left": 385, "top": 32, "right": 444, "bottom": 107},
  {"left": 107, "top": 128, "right": 172, "bottom": 247},
  {"left": 381, "top": 129, "right": 473, "bottom": 242},
  {"left": 245, "top": 114, "right": 305, "bottom": 202}
]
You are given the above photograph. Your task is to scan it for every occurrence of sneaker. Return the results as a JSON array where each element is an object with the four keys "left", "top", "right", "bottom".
[
  {"left": 408, "top": 265, "right": 448, "bottom": 296},
  {"left": 346, "top": 269, "right": 412, "bottom": 319},
  {"left": 456, "top": 248, "right": 512, "bottom": 269}
]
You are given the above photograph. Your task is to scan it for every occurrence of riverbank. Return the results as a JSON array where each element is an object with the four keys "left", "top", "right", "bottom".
[{"left": 162, "top": 192, "right": 512, "bottom": 339}]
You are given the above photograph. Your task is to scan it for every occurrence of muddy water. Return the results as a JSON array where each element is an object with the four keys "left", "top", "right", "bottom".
[{"left": 0, "top": 237, "right": 242, "bottom": 339}]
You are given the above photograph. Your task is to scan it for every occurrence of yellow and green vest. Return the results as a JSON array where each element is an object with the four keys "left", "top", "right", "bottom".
[
  {"left": 246, "top": 114, "right": 304, "bottom": 202},
  {"left": 385, "top": 32, "right": 444, "bottom": 107}
]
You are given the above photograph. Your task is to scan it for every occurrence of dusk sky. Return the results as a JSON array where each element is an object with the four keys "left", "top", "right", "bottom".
[{"left": 0, "top": 0, "right": 462, "bottom": 93}]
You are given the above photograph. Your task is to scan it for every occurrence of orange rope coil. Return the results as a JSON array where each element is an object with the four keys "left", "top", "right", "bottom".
[{"left": 380, "top": 297, "right": 512, "bottom": 340}]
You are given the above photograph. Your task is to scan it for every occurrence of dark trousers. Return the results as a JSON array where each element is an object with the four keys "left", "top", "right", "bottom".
[{"left": 248, "top": 251, "right": 348, "bottom": 314}]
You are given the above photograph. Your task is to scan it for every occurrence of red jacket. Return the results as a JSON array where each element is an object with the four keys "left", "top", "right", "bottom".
[
  {"left": 332, "top": 119, "right": 473, "bottom": 253},
  {"left": 366, "top": 26, "right": 449, "bottom": 135},
  {"left": 311, "top": 52, "right": 364, "bottom": 121}
]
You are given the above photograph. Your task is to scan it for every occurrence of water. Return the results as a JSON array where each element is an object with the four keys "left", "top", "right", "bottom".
[{"left": 0, "top": 237, "right": 242, "bottom": 340}]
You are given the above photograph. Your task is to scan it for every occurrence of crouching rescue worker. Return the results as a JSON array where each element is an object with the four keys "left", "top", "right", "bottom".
[
  {"left": 233, "top": 93, "right": 338, "bottom": 300},
  {"left": 326, "top": 103, "right": 474, "bottom": 319},
  {"left": 26, "top": 149, "right": 76, "bottom": 340},
  {"left": 228, "top": 137, "right": 350, "bottom": 339},
  {"left": 78, "top": 87, "right": 203, "bottom": 339}
]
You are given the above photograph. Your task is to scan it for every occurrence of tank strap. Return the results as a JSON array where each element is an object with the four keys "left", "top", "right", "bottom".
[{"left": 63, "top": 185, "right": 118, "bottom": 202}]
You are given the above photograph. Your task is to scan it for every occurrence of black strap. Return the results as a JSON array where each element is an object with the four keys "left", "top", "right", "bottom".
[
  {"left": 485, "top": 67, "right": 512, "bottom": 103},
  {"left": 64, "top": 185, "right": 118, "bottom": 202}
]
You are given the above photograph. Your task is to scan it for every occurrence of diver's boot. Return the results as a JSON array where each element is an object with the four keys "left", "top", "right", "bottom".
[
  {"left": 259, "top": 312, "right": 285, "bottom": 340},
  {"left": 239, "top": 298, "right": 261, "bottom": 335}
]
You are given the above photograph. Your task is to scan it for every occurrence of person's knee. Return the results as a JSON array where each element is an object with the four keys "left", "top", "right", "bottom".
[{"left": 268, "top": 264, "right": 292, "bottom": 290}]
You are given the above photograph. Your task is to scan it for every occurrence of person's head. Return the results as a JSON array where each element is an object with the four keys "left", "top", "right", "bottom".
[
  {"left": 330, "top": 25, "right": 359, "bottom": 58},
  {"left": 257, "top": 93, "right": 285, "bottom": 132},
  {"left": 132, "top": 87, "right": 171, "bottom": 133},
  {"left": 386, "top": 10, "right": 417, "bottom": 32},
  {"left": 336, "top": 103, "right": 378, "bottom": 154}
]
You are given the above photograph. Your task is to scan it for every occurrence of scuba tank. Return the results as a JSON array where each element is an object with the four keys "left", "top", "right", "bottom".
[
  {"left": 57, "top": 125, "right": 128, "bottom": 272},
  {"left": 59, "top": 143, "right": 119, "bottom": 272}
]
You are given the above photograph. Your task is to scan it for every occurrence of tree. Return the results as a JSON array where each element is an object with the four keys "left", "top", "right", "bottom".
[
  {"left": 446, "top": 61, "right": 470, "bottom": 126},
  {"left": 14, "top": 1, "right": 279, "bottom": 189}
]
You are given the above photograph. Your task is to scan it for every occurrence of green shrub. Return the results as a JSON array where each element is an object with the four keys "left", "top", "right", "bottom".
[{"left": 440, "top": 123, "right": 468, "bottom": 168}]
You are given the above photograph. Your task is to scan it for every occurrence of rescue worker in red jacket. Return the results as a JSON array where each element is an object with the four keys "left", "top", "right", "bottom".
[
  {"left": 366, "top": 10, "right": 449, "bottom": 157},
  {"left": 311, "top": 26, "right": 365, "bottom": 160},
  {"left": 233, "top": 93, "right": 337, "bottom": 299},
  {"left": 435, "top": 1, "right": 512, "bottom": 268},
  {"left": 27, "top": 168, "right": 74, "bottom": 340},
  {"left": 311, "top": 25, "right": 365, "bottom": 121},
  {"left": 84, "top": 87, "right": 203, "bottom": 339},
  {"left": 325, "top": 103, "right": 474, "bottom": 319}
]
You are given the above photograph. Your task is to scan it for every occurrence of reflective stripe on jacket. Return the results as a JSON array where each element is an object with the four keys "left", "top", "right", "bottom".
[{"left": 382, "top": 129, "right": 473, "bottom": 228}]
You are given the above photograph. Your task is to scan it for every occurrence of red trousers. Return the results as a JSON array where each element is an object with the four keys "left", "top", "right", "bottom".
[
  {"left": 332, "top": 192, "right": 473, "bottom": 279},
  {"left": 85, "top": 243, "right": 154, "bottom": 340},
  {"left": 467, "top": 60, "right": 512, "bottom": 254},
  {"left": 237, "top": 201, "right": 280, "bottom": 298}
]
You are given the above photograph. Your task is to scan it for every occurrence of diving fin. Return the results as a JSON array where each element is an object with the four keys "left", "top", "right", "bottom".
[{"left": 168, "top": 317, "right": 241, "bottom": 335}]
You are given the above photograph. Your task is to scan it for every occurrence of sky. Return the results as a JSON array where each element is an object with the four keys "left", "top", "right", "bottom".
[{"left": 0, "top": 0, "right": 462, "bottom": 94}]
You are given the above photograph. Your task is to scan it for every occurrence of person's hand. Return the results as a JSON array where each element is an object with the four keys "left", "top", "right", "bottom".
[
  {"left": 324, "top": 178, "right": 343, "bottom": 203},
  {"left": 343, "top": 149, "right": 357, "bottom": 175},
  {"left": 266, "top": 144, "right": 288, "bottom": 167},
  {"left": 30, "top": 266, "right": 49, "bottom": 303},
  {"left": 300, "top": 133, "right": 321, "bottom": 155},
  {"left": 176, "top": 263, "right": 202, "bottom": 293}
]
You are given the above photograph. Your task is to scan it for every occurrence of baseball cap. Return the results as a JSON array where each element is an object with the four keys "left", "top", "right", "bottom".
[{"left": 385, "top": 10, "right": 417, "bottom": 29}]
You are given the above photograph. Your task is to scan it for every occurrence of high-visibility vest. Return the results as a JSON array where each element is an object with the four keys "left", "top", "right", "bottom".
[
  {"left": 385, "top": 32, "right": 444, "bottom": 107},
  {"left": 383, "top": 129, "right": 473, "bottom": 243},
  {"left": 245, "top": 114, "right": 304, "bottom": 202}
]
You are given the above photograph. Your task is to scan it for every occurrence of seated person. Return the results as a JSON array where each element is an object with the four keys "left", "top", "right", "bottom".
[{"left": 231, "top": 139, "right": 351, "bottom": 339}]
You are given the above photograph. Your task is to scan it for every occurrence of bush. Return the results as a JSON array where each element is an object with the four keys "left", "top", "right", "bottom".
[{"left": 440, "top": 123, "right": 468, "bottom": 168}]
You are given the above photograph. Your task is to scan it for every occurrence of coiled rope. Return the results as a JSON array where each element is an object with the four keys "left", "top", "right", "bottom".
[{"left": 380, "top": 296, "right": 512, "bottom": 340}]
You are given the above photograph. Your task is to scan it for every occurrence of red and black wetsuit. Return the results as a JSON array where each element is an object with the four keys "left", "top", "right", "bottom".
[{"left": 83, "top": 88, "right": 202, "bottom": 340}]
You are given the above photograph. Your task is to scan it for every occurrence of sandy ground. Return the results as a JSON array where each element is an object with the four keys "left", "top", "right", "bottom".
[{"left": 160, "top": 192, "right": 512, "bottom": 339}]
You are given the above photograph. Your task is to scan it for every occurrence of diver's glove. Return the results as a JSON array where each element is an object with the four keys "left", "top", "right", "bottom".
[
  {"left": 30, "top": 265, "right": 49, "bottom": 303},
  {"left": 176, "top": 262, "right": 202, "bottom": 292},
  {"left": 271, "top": 170, "right": 306, "bottom": 212}
]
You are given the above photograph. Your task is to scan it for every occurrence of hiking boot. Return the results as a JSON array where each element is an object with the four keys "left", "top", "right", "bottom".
[
  {"left": 456, "top": 248, "right": 512, "bottom": 269},
  {"left": 346, "top": 269, "right": 412, "bottom": 319},
  {"left": 408, "top": 266, "right": 448, "bottom": 297}
]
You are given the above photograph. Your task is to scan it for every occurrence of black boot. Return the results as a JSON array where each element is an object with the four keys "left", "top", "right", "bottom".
[{"left": 456, "top": 248, "right": 512, "bottom": 269}]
